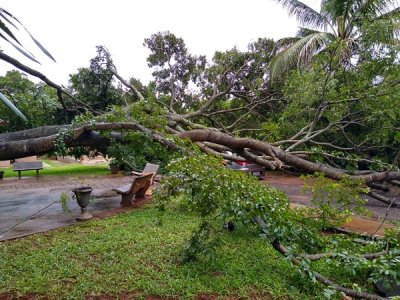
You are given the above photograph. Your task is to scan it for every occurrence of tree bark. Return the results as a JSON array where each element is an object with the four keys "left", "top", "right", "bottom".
[
  {"left": 0, "top": 122, "right": 182, "bottom": 160},
  {"left": 2, "top": 125, "right": 400, "bottom": 186},
  {"left": 178, "top": 129, "right": 400, "bottom": 183}
]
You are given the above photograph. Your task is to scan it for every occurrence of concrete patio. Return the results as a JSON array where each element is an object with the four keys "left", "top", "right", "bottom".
[
  {"left": 0, "top": 174, "right": 138, "bottom": 241},
  {"left": 0, "top": 171, "right": 398, "bottom": 241}
]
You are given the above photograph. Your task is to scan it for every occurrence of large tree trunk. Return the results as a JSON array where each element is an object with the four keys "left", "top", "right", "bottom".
[
  {"left": 2, "top": 124, "right": 400, "bottom": 186},
  {"left": 0, "top": 123, "right": 180, "bottom": 161}
]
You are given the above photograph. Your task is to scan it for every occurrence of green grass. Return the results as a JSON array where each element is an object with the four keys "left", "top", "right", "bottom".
[
  {"left": 0, "top": 205, "right": 322, "bottom": 299},
  {"left": 0, "top": 159, "right": 110, "bottom": 178}
]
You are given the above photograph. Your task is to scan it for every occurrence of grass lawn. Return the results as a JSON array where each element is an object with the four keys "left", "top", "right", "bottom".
[
  {"left": 0, "top": 204, "right": 323, "bottom": 299},
  {"left": 1, "top": 159, "right": 110, "bottom": 178}
]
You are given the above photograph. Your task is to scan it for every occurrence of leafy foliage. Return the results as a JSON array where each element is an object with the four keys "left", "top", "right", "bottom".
[
  {"left": 155, "top": 153, "right": 322, "bottom": 259},
  {"left": 106, "top": 131, "right": 175, "bottom": 173},
  {"left": 144, "top": 31, "right": 206, "bottom": 110},
  {"left": 156, "top": 153, "right": 400, "bottom": 295},
  {"left": 68, "top": 49, "right": 125, "bottom": 113},
  {"left": 270, "top": 0, "right": 400, "bottom": 79},
  {"left": 302, "top": 173, "right": 370, "bottom": 226},
  {"left": 0, "top": 71, "right": 61, "bottom": 132}
]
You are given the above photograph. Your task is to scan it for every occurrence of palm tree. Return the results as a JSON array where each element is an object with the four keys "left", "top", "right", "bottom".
[{"left": 269, "top": 0, "right": 400, "bottom": 80}]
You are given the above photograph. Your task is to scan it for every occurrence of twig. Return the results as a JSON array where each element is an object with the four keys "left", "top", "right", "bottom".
[
  {"left": 0, "top": 202, "right": 56, "bottom": 237},
  {"left": 369, "top": 197, "right": 394, "bottom": 238}
]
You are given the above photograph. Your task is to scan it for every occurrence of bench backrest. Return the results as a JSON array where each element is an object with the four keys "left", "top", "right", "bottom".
[
  {"left": 143, "top": 163, "right": 159, "bottom": 175},
  {"left": 13, "top": 161, "right": 43, "bottom": 171},
  {"left": 143, "top": 163, "right": 159, "bottom": 183},
  {"left": 130, "top": 173, "right": 154, "bottom": 194}
]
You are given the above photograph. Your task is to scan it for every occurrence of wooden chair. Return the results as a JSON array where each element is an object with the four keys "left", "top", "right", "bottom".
[
  {"left": 131, "top": 163, "right": 159, "bottom": 184},
  {"left": 112, "top": 173, "right": 154, "bottom": 206}
]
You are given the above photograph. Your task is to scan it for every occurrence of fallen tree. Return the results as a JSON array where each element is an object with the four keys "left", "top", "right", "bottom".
[
  {"left": 1, "top": 118, "right": 399, "bottom": 207},
  {"left": 0, "top": 18, "right": 399, "bottom": 300}
]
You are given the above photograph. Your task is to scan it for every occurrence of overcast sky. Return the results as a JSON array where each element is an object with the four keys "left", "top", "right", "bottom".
[{"left": 0, "top": 0, "right": 320, "bottom": 85}]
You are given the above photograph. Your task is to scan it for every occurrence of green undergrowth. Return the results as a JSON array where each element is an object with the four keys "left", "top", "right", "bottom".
[
  {"left": 0, "top": 159, "right": 109, "bottom": 178},
  {"left": 0, "top": 204, "right": 323, "bottom": 299}
]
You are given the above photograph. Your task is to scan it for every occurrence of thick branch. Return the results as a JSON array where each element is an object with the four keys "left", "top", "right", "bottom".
[
  {"left": 0, "top": 51, "right": 98, "bottom": 113},
  {"left": 112, "top": 71, "right": 144, "bottom": 101},
  {"left": 178, "top": 129, "right": 400, "bottom": 183},
  {"left": 0, "top": 122, "right": 182, "bottom": 160}
]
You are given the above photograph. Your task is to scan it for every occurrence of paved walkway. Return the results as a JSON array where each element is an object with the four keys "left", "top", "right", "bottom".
[
  {"left": 0, "top": 172, "right": 397, "bottom": 241},
  {"left": 0, "top": 174, "right": 136, "bottom": 241},
  {"left": 262, "top": 172, "right": 398, "bottom": 236}
]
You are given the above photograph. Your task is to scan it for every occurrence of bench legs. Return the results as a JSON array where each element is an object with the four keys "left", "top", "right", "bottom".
[
  {"left": 120, "top": 193, "right": 134, "bottom": 206},
  {"left": 135, "top": 181, "right": 151, "bottom": 198},
  {"left": 16, "top": 169, "right": 40, "bottom": 179},
  {"left": 120, "top": 181, "right": 151, "bottom": 206}
]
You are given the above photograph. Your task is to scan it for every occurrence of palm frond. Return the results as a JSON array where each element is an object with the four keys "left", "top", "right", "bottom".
[
  {"left": 273, "top": 37, "right": 301, "bottom": 54},
  {"left": 0, "top": 10, "right": 18, "bottom": 29},
  {"left": 321, "top": 0, "right": 349, "bottom": 21},
  {"left": 0, "top": 18, "right": 21, "bottom": 46},
  {"left": 357, "top": 0, "right": 399, "bottom": 18},
  {"left": 0, "top": 91, "right": 28, "bottom": 122},
  {"left": 274, "top": 0, "right": 329, "bottom": 30},
  {"left": 297, "top": 27, "right": 323, "bottom": 37},
  {"left": 26, "top": 31, "right": 56, "bottom": 62},
  {"left": 0, "top": 7, "right": 56, "bottom": 62},
  {"left": 0, "top": 33, "right": 40, "bottom": 63},
  {"left": 298, "top": 32, "right": 335, "bottom": 66},
  {"left": 270, "top": 34, "right": 320, "bottom": 80},
  {"left": 373, "top": 6, "right": 400, "bottom": 20}
]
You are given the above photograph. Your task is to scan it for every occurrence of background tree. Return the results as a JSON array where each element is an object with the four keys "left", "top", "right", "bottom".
[
  {"left": 144, "top": 31, "right": 207, "bottom": 112},
  {"left": 0, "top": 70, "right": 61, "bottom": 133},
  {"left": 269, "top": 0, "right": 400, "bottom": 79}
]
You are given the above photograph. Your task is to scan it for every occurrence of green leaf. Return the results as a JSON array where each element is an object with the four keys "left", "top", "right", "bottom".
[{"left": 0, "top": 91, "right": 28, "bottom": 122}]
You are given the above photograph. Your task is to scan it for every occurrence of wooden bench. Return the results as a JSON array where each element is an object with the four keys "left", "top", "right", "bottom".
[
  {"left": 112, "top": 173, "right": 154, "bottom": 206},
  {"left": 13, "top": 161, "right": 43, "bottom": 179}
]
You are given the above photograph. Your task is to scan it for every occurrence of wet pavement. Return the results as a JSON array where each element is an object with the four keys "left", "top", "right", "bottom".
[
  {"left": 0, "top": 171, "right": 398, "bottom": 241},
  {"left": 262, "top": 172, "right": 398, "bottom": 236},
  {"left": 0, "top": 174, "right": 135, "bottom": 241},
  {"left": 262, "top": 172, "right": 400, "bottom": 221}
]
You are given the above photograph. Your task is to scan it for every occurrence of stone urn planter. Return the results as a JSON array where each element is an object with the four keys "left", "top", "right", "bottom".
[{"left": 72, "top": 187, "right": 93, "bottom": 221}]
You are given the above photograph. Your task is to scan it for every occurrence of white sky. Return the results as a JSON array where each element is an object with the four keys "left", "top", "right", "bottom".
[{"left": 0, "top": 0, "right": 320, "bottom": 86}]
